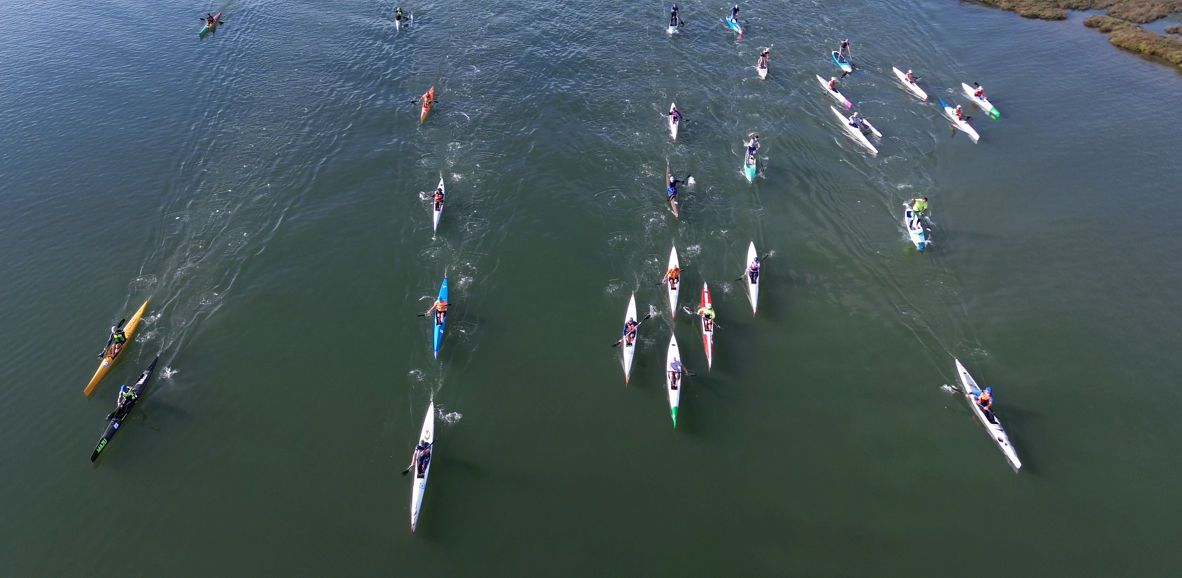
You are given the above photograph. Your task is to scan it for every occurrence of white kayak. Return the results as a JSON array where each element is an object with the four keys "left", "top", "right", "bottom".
[
  {"left": 744, "top": 241, "right": 759, "bottom": 315},
  {"left": 622, "top": 293, "right": 638, "bottom": 384},
  {"left": 816, "top": 74, "right": 852, "bottom": 109},
  {"left": 941, "top": 103, "right": 980, "bottom": 143},
  {"left": 431, "top": 174, "right": 445, "bottom": 233},
  {"left": 903, "top": 207, "right": 929, "bottom": 252},
  {"left": 409, "top": 402, "right": 436, "bottom": 533},
  {"left": 962, "top": 83, "right": 1000, "bottom": 119},
  {"left": 955, "top": 359, "right": 1022, "bottom": 472},
  {"left": 666, "top": 333, "right": 682, "bottom": 428},
  {"left": 668, "top": 102, "right": 679, "bottom": 141},
  {"left": 665, "top": 245, "right": 680, "bottom": 318},
  {"left": 892, "top": 67, "right": 928, "bottom": 101},
  {"left": 830, "top": 106, "right": 878, "bottom": 156}
]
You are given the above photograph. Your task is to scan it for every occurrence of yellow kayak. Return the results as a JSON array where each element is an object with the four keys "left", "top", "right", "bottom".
[{"left": 83, "top": 299, "right": 150, "bottom": 397}]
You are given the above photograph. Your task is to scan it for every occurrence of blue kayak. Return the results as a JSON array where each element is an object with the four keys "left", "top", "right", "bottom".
[
  {"left": 433, "top": 277, "right": 448, "bottom": 358},
  {"left": 831, "top": 51, "right": 852, "bottom": 73}
]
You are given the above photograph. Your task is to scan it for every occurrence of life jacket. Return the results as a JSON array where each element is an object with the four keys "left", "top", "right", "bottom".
[
  {"left": 914, "top": 199, "right": 927, "bottom": 212},
  {"left": 113, "top": 332, "right": 127, "bottom": 343},
  {"left": 978, "top": 392, "right": 991, "bottom": 407},
  {"left": 436, "top": 301, "right": 447, "bottom": 312}
]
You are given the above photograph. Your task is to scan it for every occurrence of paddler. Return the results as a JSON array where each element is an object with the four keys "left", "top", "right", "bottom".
[
  {"left": 973, "top": 387, "right": 996, "bottom": 421},
  {"left": 414, "top": 440, "right": 432, "bottom": 475},
  {"left": 905, "top": 69, "right": 916, "bottom": 83},
  {"left": 663, "top": 266, "right": 680, "bottom": 290},
  {"left": 758, "top": 48, "right": 769, "bottom": 69},
  {"left": 827, "top": 76, "right": 839, "bottom": 91},
  {"left": 425, "top": 299, "right": 448, "bottom": 323},
  {"left": 911, "top": 196, "right": 929, "bottom": 215},
  {"left": 669, "top": 4, "right": 679, "bottom": 27},
  {"left": 432, "top": 187, "right": 444, "bottom": 210},
  {"left": 695, "top": 302, "right": 716, "bottom": 330},
  {"left": 954, "top": 105, "right": 967, "bottom": 121},
  {"left": 106, "top": 325, "right": 128, "bottom": 358},
  {"left": 394, "top": 7, "right": 404, "bottom": 24},
  {"left": 730, "top": 4, "right": 740, "bottom": 20},
  {"left": 838, "top": 38, "right": 851, "bottom": 58},
  {"left": 117, "top": 384, "right": 137, "bottom": 409},
  {"left": 204, "top": 13, "right": 216, "bottom": 28},
  {"left": 668, "top": 358, "right": 684, "bottom": 389},
  {"left": 623, "top": 318, "right": 639, "bottom": 346},
  {"left": 972, "top": 82, "right": 986, "bottom": 99},
  {"left": 667, "top": 174, "right": 687, "bottom": 202},
  {"left": 666, "top": 107, "right": 681, "bottom": 125},
  {"left": 848, "top": 111, "right": 863, "bottom": 130},
  {"left": 745, "top": 133, "right": 760, "bottom": 157},
  {"left": 747, "top": 257, "right": 760, "bottom": 283}
]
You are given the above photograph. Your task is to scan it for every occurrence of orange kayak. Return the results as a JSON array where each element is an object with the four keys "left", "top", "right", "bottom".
[
  {"left": 83, "top": 299, "right": 150, "bottom": 397},
  {"left": 420, "top": 85, "right": 434, "bottom": 124}
]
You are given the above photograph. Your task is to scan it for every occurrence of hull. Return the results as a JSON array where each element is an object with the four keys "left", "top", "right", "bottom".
[
  {"left": 666, "top": 246, "right": 680, "bottom": 318},
  {"left": 84, "top": 299, "right": 150, "bottom": 397},
  {"left": 831, "top": 51, "right": 852, "bottom": 73},
  {"left": 904, "top": 208, "right": 929, "bottom": 251},
  {"left": 622, "top": 294, "right": 638, "bottom": 384},
  {"left": 420, "top": 85, "right": 435, "bottom": 124},
  {"left": 410, "top": 402, "right": 436, "bottom": 533},
  {"left": 432, "top": 175, "right": 445, "bottom": 233},
  {"left": 699, "top": 283, "right": 714, "bottom": 370},
  {"left": 198, "top": 12, "right": 221, "bottom": 37},
  {"left": 668, "top": 102, "right": 679, "bottom": 141},
  {"left": 962, "top": 83, "right": 1000, "bottom": 119},
  {"left": 666, "top": 334, "right": 681, "bottom": 427},
  {"left": 90, "top": 357, "right": 158, "bottom": 462},
  {"left": 955, "top": 359, "right": 1022, "bottom": 472},
  {"left": 745, "top": 242, "right": 759, "bottom": 315},
  {"left": 943, "top": 105, "right": 980, "bottom": 143},
  {"left": 831, "top": 106, "right": 878, "bottom": 156},
  {"left": 433, "top": 278, "right": 448, "bottom": 358},
  {"left": 816, "top": 74, "right": 852, "bottom": 109},
  {"left": 892, "top": 67, "right": 927, "bottom": 100}
]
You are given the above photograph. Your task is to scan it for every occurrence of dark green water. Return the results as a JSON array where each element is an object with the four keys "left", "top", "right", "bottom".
[{"left": 2, "top": 0, "right": 1180, "bottom": 575}]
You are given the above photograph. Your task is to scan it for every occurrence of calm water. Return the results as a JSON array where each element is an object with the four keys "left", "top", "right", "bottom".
[{"left": 2, "top": 0, "right": 1181, "bottom": 575}]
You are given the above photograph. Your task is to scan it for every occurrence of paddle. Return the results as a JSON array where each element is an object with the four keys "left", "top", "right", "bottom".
[
  {"left": 681, "top": 306, "right": 721, "bottom": 328},
  {"left": 401, "top": 455, "right": 417, "bottom": 476},
  {"left": 611, "top": 313, "right": 653, "bottom": 347}
]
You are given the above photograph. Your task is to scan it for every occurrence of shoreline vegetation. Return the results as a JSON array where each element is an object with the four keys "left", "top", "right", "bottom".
[{"left": 968, "top": 0, "right": 1182, "bottom": 69}]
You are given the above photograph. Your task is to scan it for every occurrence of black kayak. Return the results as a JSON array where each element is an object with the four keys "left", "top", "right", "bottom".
[{"left": 90, "top": 356, "right": 158, "bottom": 462}]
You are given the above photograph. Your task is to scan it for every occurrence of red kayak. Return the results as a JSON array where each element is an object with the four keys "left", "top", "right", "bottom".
[{"left": 699, "top": 282, "right": 714, "bottom": 369}]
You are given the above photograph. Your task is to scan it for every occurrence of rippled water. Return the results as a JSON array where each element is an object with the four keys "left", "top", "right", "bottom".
[{"left": 1, "top": 0, "right": 1180, "bottom": 574}]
